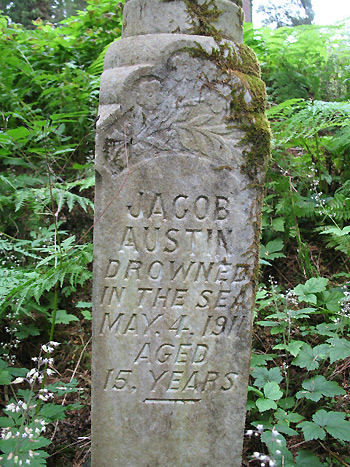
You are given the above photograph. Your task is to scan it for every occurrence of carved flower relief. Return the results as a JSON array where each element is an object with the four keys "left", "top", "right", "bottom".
[
  {"left": 170, "top": 53, "right": 201, "bottom": 83},
  {"left": 100, "top": 57, "right": 246, "bottom": 174},
  {"left": 136, "top": 79, "right": 164, "bottom": 110}
]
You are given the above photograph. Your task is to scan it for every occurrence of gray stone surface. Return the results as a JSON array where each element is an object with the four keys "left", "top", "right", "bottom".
[
  {"left": 122, "top": 0, "right": 243, "bottom": 43},
  {"left": 92, "top": 1, "right": 267, "bottom": 466}
]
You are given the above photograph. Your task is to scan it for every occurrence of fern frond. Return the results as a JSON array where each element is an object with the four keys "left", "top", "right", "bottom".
[
  {"left": 270, "top": 99, "right": 350, "bottom": 144},
  {"left": 319, "top": 226, "right": 350, "bottom": 255}
]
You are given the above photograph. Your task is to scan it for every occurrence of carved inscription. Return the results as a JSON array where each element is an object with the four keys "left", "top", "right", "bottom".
[{"left": 96, "top": 189, "right": 253, "bottom": 403}]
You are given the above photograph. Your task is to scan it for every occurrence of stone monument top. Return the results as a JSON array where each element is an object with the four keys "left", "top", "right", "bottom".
[{"left": 122, "top": 0, "right": 243, "bottom": 42}]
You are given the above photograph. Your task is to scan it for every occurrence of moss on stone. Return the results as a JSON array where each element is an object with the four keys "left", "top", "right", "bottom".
[
  {"left": 184, "top": 0, "right": 223, "bottom": 40},
  {"left": 186, "top": 38, "right": 271, "bottom": 185}
]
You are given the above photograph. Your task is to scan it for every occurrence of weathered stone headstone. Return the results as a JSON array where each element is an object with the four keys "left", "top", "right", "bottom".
[{"left": 92, "top": 1, "right": 270, "bottom": 465}]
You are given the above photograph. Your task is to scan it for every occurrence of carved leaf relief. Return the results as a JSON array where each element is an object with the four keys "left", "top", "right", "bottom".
[{"left": 176, "top": 114, "right": 235, "bottom": 160}]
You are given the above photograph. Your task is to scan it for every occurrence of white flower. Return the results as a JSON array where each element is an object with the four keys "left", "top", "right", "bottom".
[
  {"left": 12, "top": 377, "right": 24, "bottom": 384},
  {"left": 276, "top": 450, "right": 281, "bottom": 455},
  {"left": 272, "top": 428, "right": 279, "bottom": 437},
  {"left": 256, "top": 424, "right": 264, "bottom": 432},
  {"left": 49, "top": 341, "right": 60, "bottom": 347},
  {"left": 4, "top": 431, "right": 12, "bottom": 440},
  {"left": 5, "top": 403, "right": 16, "bottom": 413}
]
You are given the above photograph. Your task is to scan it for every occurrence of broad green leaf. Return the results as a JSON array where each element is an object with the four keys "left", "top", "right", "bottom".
[
  {"left": 274, "top": 340, "right": 304, "bottom": 357},
  {"left": 264, "top": 381, "right": 283, "bottom": 400},
  {"left": 315, "top": 322, "right": 340, "bottom": 337},
  {"left": 324, "top": 420, "right": 350, "bottom": 441},
  {"left": 259, "top": 238, "right": 285, "bottom": 261},
  {"left": 50, "top": 309, "right": 80, "bottom": 324},
  {"left": 256, "top": 320, "right": 279, "bottom": 327},
  {"left": 312, "top": 409, "right": 345, "bottom": 427},
  {"left": 6, "top": 127, "right": 30, "bottom": 141},
  {"left": 0, "top": 417, "right": 14, "bottom": 428},
  {"left": 274, "top": 424, "right": 298, "bottom": 436},
  {"left": 298, "top": 421, "right": 326, "bottom": 441},
  {"left": 272, "top": 217, "right": 285, "bottom": 232},
  {"left": 81, "top": 309, "right": 92, "bottom": 320},
  {"left": 15, "top": 323, "right": 40, "bottom": 339},
  {"left": 288, "top": 340, "right": 305, "bottom": 356},
  {"left": 252, "top": 367, "right": 283, "bottom": 388},
  {"left": 293, "top": 277, "right": 328, "bottom": 304},
  {"left": 250, "top": 353, "right": 277, "bottom": 367},
  {"left": 279, "top": 397, "right": 296, "bottom": 410},
  {"left": 256, "top": 398, "right": 277, "bottom": 412},
  {"left": 321, "top": 290, "right": 345, "bottom": 312},
  {"left": 312, "top": 410, "right": 350, "bottom": 441},
  {"left": 0, "top": 370, "right": 11, "bottom": 385},
  {"left": 38, "top": 403, "right": 67, "bottom": 421},
  {"left": 296, "top": 375, "right": 345, "bottom": 402},
  {"left": 295, "top": 450, "right": 323, "bottom": 467},
  {"left": 290, "top": 307, "right": 317, "bottom": 319},
  {"left": 76, "top": 301, "right": 92, "bottom": 308},
  {"left": 286, "top": 412, "right": 304, "bottom": 423},
  {"left": 326, "top": 337, "right": 350, "bottom": 363},
  {"left": 292, "top": 344, "right": 323, "bottom": 370}
]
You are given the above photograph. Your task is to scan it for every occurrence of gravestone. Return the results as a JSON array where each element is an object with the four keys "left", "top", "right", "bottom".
[{"left": 92, "top": 1, "right": 270, "bottom": 466}]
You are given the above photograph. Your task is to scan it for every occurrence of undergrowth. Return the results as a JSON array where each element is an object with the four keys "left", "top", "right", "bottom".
[{"left": 0, "top": 1, "right": 349, "bottom": 466}]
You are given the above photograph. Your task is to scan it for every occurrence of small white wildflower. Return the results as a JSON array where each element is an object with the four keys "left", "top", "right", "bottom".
[
  {"left": 5, "top": 403, "right": 16, "bottom": 413},
  {"left": 253, "top": 452, "right": 260, "bottom": 458},
  {"left": 246, "top": 430, "right": 254, "bottom": 436},
  {"left": 26, "top": 461, "right": 31, "bottom": 465},
  {"left": 276, "top": 450, "right": 281, "bottom": 455},
  {"left": 49, "top": 341, "right": 60, "bottom": 347},
  {"left": 276, "top": 439, "right": 282, "bottom": 445},
  {"left": 256, "top": 424, "right": 264, "bottom": 432},
  {"left": 12, "top": 377, "right": 24, "bottom": 384},
  {"left": 272, "top": 428, "right": 279, "bottom": 437}
]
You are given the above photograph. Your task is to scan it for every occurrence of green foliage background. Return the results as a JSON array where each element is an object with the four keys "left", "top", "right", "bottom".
[{"left": 0, "top": 2, "right": 349, "bottom": 466}]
